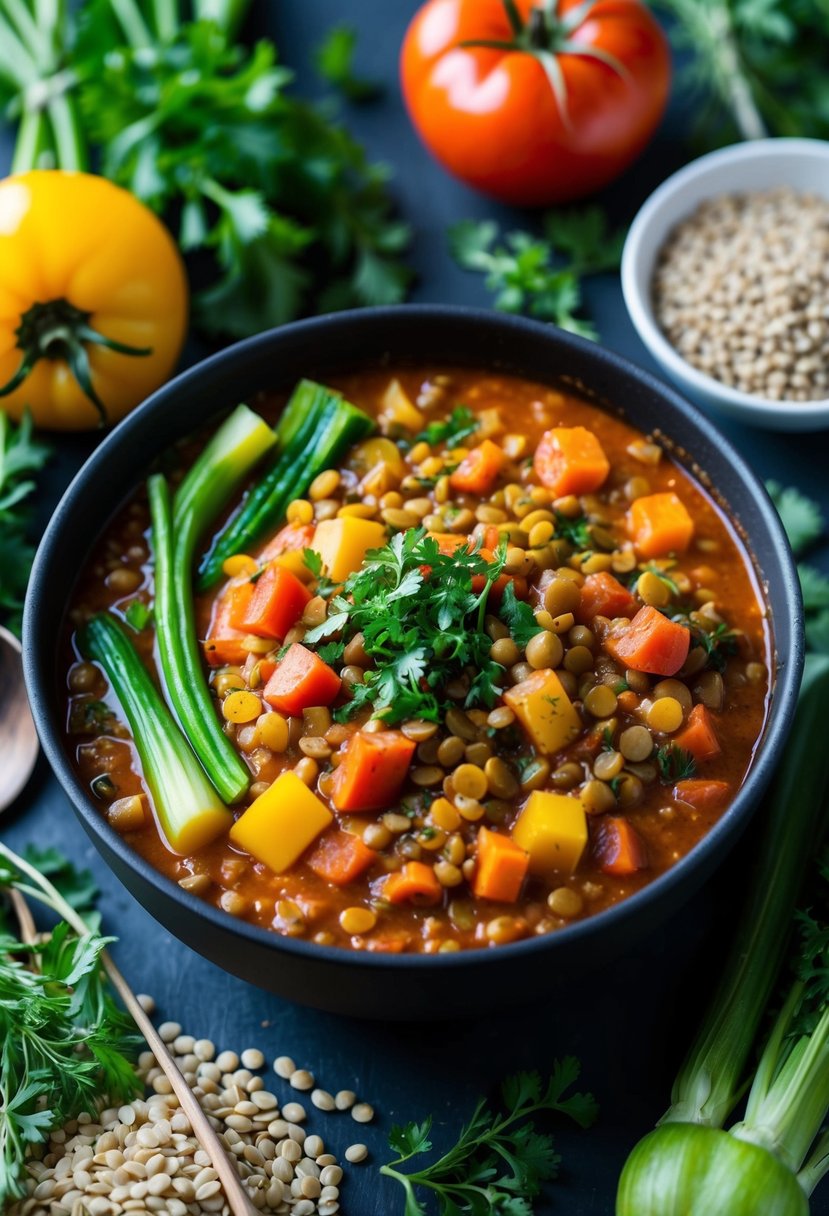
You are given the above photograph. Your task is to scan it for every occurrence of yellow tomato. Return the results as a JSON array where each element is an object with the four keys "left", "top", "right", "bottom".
[{"left": 0, "top": 171, "right": 188, "bottom": 430}]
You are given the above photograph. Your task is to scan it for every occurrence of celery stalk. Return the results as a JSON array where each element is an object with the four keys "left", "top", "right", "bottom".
[
  {"left": 80, "top": 614, "right": 231, "bottom": 854},
  {"left": 151, "top": 403, "right": 276, "bottom": 804}
]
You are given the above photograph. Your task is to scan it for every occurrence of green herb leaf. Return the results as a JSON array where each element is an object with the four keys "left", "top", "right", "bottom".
[
  {"left": 767, "top": 481, "right": 824, "bottom": 557},
  {"left": 0, "top": 411, "right": 51, "bottom": 637},
  {"left": 314, "top": 24, "right": 380, "bottom": 102},
  {"left": 656, "top": 744, "right": 697, "bottom": 783},
  {"left": 554, "top": 511, "right": 592, "bottom": 550},
  {"left": 449, "top": 208, "right": 624, "bottom": 340},
  {"left": 499, "top": 581, "right": 543, "bottom": 649},
  {"left": 124, "top": 600, "right": 152, "bottom": 632},
  {"left": 799, "top": 564, "right": 829, "bottom": 612},
  {"left": 381, "top": 1059, "right": 597, "bottom": 1215},
  {"left": 414, "top": 406, "right": 479, "bottom": 451}
]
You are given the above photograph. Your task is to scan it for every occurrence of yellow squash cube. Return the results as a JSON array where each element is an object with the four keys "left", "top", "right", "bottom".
[
  {"left": 229, "top": 771, "right": 333, "bottom": 874},
  {"left": 311, "top": 517, "right": 387, "bottom": 583},
  {"left": 512, "top": 791, "right": 588, "bottom": 876},
  {"left": 380, "top": 378, "right": 424, "bottom": 432},
  {"left": 503, "top": 668, "right": 581, "bottom": 755}
]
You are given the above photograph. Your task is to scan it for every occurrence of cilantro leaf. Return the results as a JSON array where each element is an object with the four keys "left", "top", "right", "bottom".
[
  {"left": 381, "top": 1060, "right": 597, "bottom": 1214},
  {"left": 449, "top": 208, "right": 624, "bottom": 340},
  {"left": 767, "top": 481, "right": 824, "bottom": 556},
  {"left": 554, "top": 511, "right": 593, "bottom": 550},
  {"left": 500, "top": 582, "right": 543, "bottom": 649},
  {"left": 414, "top": 406, "right": 479, "bottom": 451}
]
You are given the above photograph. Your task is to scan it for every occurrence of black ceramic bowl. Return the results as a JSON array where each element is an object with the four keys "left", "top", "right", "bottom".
[{"left": 24, "top": 306, "right": 803, "bottom": 1019}]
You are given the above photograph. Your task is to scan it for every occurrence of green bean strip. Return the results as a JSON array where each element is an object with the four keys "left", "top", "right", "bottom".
[{"left": 152, "top": 403, "right": 276, "bottom": 803}]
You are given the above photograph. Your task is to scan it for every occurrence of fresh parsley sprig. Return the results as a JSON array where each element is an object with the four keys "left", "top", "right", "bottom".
[
  {"left": 0, "top": 845, "right": 140, "bottom": 1204},
  {"left": 380, "top": 1059, "right": 598, "bottom": 1216},
  {"left": 304, "top": 528, "right": 507, "bottom": 723},
  {"left": 414, "top": 406, "right": 479, "bottom": 451},
  {"left": 314, "top": 24, "right": 381, "bottom": 102},
  {"left": 449, "top": 207, "right": 625, "bottom": 340},
  {"left": 656, "top": 744, "right": 697, "bottom": 784},
  {"left": 0, "top": 411, "right": 51, "bottom": 637}
]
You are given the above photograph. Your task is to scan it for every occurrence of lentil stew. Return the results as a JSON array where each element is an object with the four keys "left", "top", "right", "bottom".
[{"left": 64, "top": 367, "right": 771, "bottom": 954}]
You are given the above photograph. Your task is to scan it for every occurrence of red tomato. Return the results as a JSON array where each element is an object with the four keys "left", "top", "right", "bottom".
[{"left": 400, "top": 0, "right": 671, "bottom": 205}]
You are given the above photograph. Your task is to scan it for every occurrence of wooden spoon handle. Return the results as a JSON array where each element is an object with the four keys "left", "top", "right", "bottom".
[{"left": 101, "top": 950, "right": 258, "bottom": 1216}]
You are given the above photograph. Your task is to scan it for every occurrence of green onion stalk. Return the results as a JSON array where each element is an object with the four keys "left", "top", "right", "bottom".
[
  {"left": 149, "top": 404, "right": 276, "bottom": 805},
  {"left": 617, "top": 653, "right": 829, "bottom": 1215}
]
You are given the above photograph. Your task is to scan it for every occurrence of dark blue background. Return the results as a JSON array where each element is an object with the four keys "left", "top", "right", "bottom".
[{"left": 3, "top": 3, "right": 829, "bottom": 1213}]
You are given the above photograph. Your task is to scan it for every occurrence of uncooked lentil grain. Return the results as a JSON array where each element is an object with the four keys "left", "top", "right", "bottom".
[{"left": 654, "top": 189, "right": 829, "bottom": 403}]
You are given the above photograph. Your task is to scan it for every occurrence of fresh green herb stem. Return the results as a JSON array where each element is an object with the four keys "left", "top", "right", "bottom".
[
  {"left": 80, "top": 613, "right": 232, "bottom": 852},
  {"left": 198, "top": 382, "right": 373, "bottom": 590},
  {"left": 662, "top": 653, "right": 829, "bottom": 1129}
]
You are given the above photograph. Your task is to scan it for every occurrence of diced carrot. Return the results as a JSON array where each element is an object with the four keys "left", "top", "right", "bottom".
[
  {"left": 306, "top": 829, "right": 377, "bottom": 885},
  {"left": 263, "top": 643, "right": 341, "bottom": 715},
  {"left": 674, "top": 779, "right": 730, "bottom": 810},
  {"left": 449, "top": 439, "right": 506, "bottom": 495},
  {"left": 594, "top": 817, "right": 648, "bottom": 876},
  {"left": 332, "top": 730, "right": 417, "bottom": 812},
  {"left": 230, "top": 564, "right": 312, "bottom": 640},
  {"left": 628, "top": 492, "right": 694, "bottom": 559},
  {"left": 257, "top": 522, "right": 316, "bottom": 561},
  {"left": 674, "top": 703, "right": 721, "bottom": 763},
  {"left": 383, "top": 861, "right": 442, "bottom": 906},
  {"left": 472, "top": 826, "right": 529, "bottom": 902},
  {"left": 203, "top": 582, "right": 252, "bottom": 667},
  {"left": 577, "top": 571, "right": 637, "bottom": 623},
  {"left": 605, "top": 605, "right": 690, "bottom": 676},
  {"left": 483, "top": 524, "right": 503, "bottom": 551},
  {"left": 533, "top": 426, "right": 610, "bottom": 496}
]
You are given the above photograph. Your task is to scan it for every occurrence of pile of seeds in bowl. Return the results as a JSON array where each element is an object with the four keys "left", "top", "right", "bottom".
[
  {"left": 652, "top": 187, "right": 829, "bottom": 402},
  {"left": 10, "top": 1015, "right": 374, "bottom": 1216}
]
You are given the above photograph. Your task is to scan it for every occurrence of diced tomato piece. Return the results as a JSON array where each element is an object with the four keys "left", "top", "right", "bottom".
[
  {"left": 306, "top": 830, "right": 377, "bottom": 885},
  {"left": 229, "top": 564, "right": 311, "bottom": 640},
  {"left": 263, "top": 643, "right": 341, "bottom": 715},
  {"left": 594, "top": 817, "right": 648, "bottom": 876},
  {"left": 605, "top": 605, "right": 690, "bottom": 676},
  {"left": 577, "top": 571, "right": 637, "bottom": 623},
  {"left": 332, "top": 730, "right": 417, "bottom": 812}
]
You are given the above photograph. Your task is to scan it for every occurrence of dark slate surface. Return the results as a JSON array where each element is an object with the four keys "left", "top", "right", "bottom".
[{"left": 3, "top": 3, "right": 829, "bottom": 1213}]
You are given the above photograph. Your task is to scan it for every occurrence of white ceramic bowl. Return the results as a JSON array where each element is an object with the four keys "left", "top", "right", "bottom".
[{"left": 622, "top": 138, "right": 829, "bottom": 432}]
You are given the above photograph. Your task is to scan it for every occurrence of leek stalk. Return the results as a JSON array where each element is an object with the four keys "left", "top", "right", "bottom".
[
  {"left": 80, "top": 614, "right": 231, "bottom": 855},
  {"left": 617, "top": 653, "right": 829, "bottom": 1215},
  {"left": 197, "top": 380, "right": 374, "bottom": 590},
  {"left": 150, "top": 403, "right": 276, "bottom": 804}
]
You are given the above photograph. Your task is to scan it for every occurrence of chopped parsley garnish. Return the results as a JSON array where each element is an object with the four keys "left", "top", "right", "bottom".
[
  {"left": 656, "top": 744, "right": 697, "bottom": 784},
  {"left": 302, "top": 548, "right": 337, "bottom": 598},
  {"left": 304, "top": 528, "right": 507, "bottom": 723},
  {"left": 499, "top": 581, "right": 543, "bottom": 648},
  {"left": 553, "top": 511, "right": 592, "bottom": 550},
  {"left": 414, "top": 406, "right": 479, "bottom": 451},
  {"left": 630, "top": 562, "right": 681, "bottom": 596},
  {"left": 692, "top": 621, "right": 740, "bottom": 673}
]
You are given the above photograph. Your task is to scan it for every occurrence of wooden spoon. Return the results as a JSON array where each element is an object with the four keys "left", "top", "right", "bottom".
[{"left": 0, "top": 626, "right": 39, "bottom": 813}]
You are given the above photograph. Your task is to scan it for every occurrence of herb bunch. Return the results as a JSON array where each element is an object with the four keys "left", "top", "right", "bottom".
[
  {"left": 0, "top": 845, "right": 140, "bottom": 1204},
  {"left": 449, "top": 207, "right": 625, "bottom": 340},
  {"left": 380, "top": 1059, "right": 598, "bottom": 1216},
  {"left": 0, "top": 0, "right": 411, "bottom": 340},
  {"left": 304, "top": 528, "right": 508, "bottom": 723},
  {"left": 652, "top": 0, "right": 829, "bottom": 145},
  {"left": 0, "top": 412, "right": 50, "bottom": 637}
]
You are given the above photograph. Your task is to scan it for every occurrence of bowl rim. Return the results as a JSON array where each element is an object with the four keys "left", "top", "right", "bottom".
[
  {"left": 23, "top": 303, "right": 805, "bottom": 974},
  {"left": 621, "top": 137, "right": 829, "bottom": 418}
]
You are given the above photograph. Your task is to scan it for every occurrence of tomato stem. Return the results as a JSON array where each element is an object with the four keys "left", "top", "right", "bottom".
[
  {"left": 499, "top": 0, "right": 526, "bottom": 37},
  {"left": 0, "top": 299, "right": 152, "bottom": 427}
]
